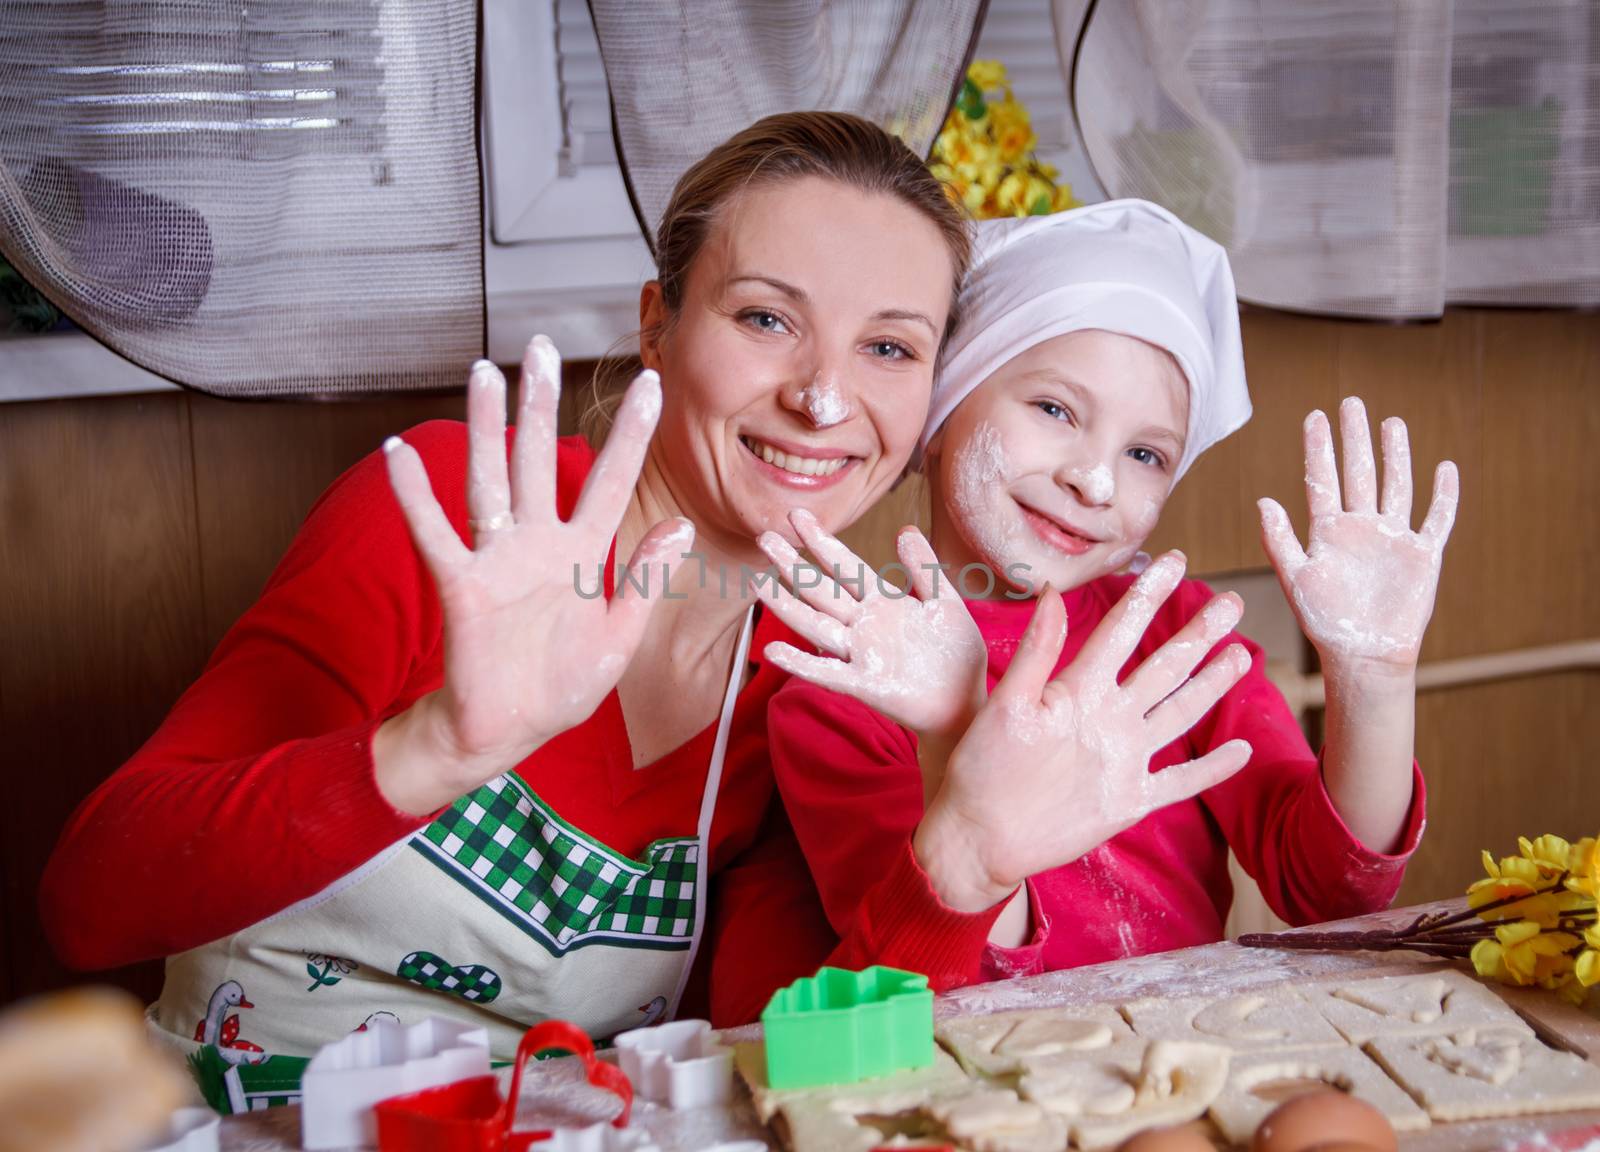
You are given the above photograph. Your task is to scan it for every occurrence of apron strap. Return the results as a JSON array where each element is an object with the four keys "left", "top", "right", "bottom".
[{"left": 666, "top": 606, "right": 754, "bottom": 1019}]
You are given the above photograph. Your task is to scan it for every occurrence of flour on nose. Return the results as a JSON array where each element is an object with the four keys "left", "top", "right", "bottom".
[
  {"left": 800, "top": 373, "right": 849, "bottom": 428},
  {"left": 1070, "top": 462, "right": 1115, "bottom": 505}
]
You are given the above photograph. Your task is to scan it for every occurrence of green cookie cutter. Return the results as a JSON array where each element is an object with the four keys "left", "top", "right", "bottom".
[{"left": 759, "top": 965, "right": 934, "bottom": 1090}]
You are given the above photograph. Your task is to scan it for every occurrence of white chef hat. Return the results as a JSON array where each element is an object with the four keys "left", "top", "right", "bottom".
[{"left": 921, "top": 199, "right": 1250, "bottom": 482}]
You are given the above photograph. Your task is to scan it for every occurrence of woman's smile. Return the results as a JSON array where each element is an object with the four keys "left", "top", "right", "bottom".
[{"left": 738, "top": 433, "right": 860, "bottom": 488}]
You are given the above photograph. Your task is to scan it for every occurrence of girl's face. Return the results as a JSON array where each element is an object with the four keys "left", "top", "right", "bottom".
[
  {"left": 927, "top": 329, "right": 1189, "bottom": 597},
  {"left": 640, "top": 176, "right": 956, "bottom": 554}
]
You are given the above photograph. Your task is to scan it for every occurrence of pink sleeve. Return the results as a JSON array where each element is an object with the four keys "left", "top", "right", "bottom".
[
  {"left": 39, "top": 423, "right": 480, "bottom": 969},
  {"left": 1175, "top": 582, "right": 1427, "bottom": 925},
  {"left": 979, "top": 879, "right": 1049, "bottom": 982},
  {"left": 768, "top": 680, "right": 1004, "bottom": 991}
]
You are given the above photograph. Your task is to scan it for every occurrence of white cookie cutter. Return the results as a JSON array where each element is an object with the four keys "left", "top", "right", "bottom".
[
  {"left": 613, "top": 1018, "right": 733, "bottom": 1110},
  {"left": 524, "top": 1123, "right": 660, "bottom": 1152},
  {"left": 136, "top": 1107, "right": 220, "bottom": 1152},
  {"left": 301, "top": 1016, "right": 491, "bottom": 1150}
]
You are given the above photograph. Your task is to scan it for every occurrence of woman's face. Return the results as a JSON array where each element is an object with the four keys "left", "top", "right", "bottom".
[
  {"left": 640, "top": 175, "right": 956, "bottom": 553},
  {"left": 927, "top": 329, "right": 1190, "bottom": 597}
]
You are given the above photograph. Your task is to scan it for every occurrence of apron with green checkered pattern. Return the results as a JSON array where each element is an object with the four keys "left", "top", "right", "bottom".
[{"left": 148, "top": 611, "right": 754, "bottom": 1110}]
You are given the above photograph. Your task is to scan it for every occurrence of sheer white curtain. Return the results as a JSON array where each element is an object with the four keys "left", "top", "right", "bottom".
[
  {"left": 1068, "top": 0, "right": 1600, "bottom": 318},
  {"left": 0, "top": 0, "right": 481, "bottom": 396}
]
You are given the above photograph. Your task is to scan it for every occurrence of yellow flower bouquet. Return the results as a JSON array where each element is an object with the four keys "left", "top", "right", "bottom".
[
  {"left": 930, "top": 60, "right": 1080, "bottom": 219},
  {"left": 1241, "top": 833, "right": 1600, "bottom": 1005}
]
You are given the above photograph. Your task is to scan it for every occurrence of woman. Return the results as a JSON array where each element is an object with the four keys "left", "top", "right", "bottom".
[{"left": 40, "top": 111, "right": 972, "bottom": 1062}]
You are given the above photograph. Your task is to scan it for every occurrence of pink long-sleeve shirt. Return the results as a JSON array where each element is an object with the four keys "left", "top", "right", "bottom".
[{"left": 769, "top": 573, "right": 1427, "bottom": 983}]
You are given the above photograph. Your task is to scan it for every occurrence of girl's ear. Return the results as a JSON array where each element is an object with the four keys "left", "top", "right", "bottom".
[{"left": 639, "top": 281, "right": 668, "bottom": 372}]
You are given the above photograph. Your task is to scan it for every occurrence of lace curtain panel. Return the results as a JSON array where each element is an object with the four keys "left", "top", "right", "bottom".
[
  {"left": 587, "top": 0, "right": 985, "bottom": 244},
  {"left": 1070, "top": 0, "right": 1600, "bottom": 318},
  {"left": 0, "top": 0, "right": 482, "bottom": 397}
]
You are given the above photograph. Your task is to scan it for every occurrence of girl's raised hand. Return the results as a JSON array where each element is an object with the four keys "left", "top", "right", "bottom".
[
  {"left": 1258, "top": 398, "right": 1459, "bottom": 671},
  {"left": 380, "top": 337, "right": 690, "bottom": 807},
  {"left": 916, "top": 553, "right": 1254, "bottom": 912},
  {"left": 756, "top": 510, "right": 988, "bottom": 740}
]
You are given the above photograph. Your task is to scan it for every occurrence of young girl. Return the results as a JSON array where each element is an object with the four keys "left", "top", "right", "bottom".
[{"left": 753, "top": 199, "right": 1459, "bottom": 981}]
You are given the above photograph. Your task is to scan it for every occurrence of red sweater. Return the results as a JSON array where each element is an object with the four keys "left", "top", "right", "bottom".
[
  {"left": 40, "top": 426, "right": 1003, "bottom": 1024},
  {"left": 770, "top": 575, "right": 1428, "bottom": 983}
]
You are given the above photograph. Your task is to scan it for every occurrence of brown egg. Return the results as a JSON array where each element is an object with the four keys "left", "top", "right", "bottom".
[
  {"left": 1302, "top": 1144, "right": 1386, "bottom": 1152},
  {"left": 1117, "top": 1124, "right": 1216, "bottom": 1151},
  {"left": 1251, "top": 1090, "right": 1397, "bottom": 1152}
]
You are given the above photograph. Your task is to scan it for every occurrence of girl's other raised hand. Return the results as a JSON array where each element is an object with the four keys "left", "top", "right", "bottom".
[
  {"left": 915, "top": 552, "right": 1254, "bottom": 912},
  {"left": 1258, "top": 397, "right": 1458, "bottom": 674},
  {"left": 376, "top": 336, "right": 691, "bottom": 813}
]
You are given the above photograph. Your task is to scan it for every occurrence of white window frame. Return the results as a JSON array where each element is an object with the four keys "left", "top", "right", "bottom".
[{"left": 480, "top": 0, "right": 653, "bottom": 363}]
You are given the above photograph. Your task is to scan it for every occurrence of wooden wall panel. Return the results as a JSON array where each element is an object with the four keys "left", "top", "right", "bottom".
[
  {"left": 1398, "top": 672, "right": 1600, "bottom": 906},
  {"left": 0, "top": 394, "right": 207, "bottom": 1004},
  {"left": 1475, "top": 312, "right": 1600, "bottom": 655},
  {"left": 188, "top": 392, "right": 463, "bottom": 648},
  {"left": 1333, "top": 314, "right": 1485, "bottom": 664},
  {"left": 1229, "top": 312, "right": 1344, "bottom": 574}
]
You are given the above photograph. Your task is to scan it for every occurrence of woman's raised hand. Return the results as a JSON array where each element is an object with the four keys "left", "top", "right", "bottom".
[
  {"left": 377, "top": 337, "right": 690, "bottom": 811},
  {"left": 1258, "top": 398, "right": 1458, "bottom": 672},
  {"left": 915, "top": 553, "right": 1255, "bottom": 912},
  {"left": 755, "top": 510, "right": 988, "bottom": 740}
]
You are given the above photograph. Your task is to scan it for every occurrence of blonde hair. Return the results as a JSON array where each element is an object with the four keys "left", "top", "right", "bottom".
[{"left": 579, "top": 111, "right": 972, "bottom": 444}]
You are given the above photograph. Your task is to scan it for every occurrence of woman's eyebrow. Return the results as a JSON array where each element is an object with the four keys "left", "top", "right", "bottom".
[
  {"left": 871, "top": 308, "right": 938, "bottom": 336},
  {"left": 727, "top": 274, "right": 936, "bottom": 336},
  {"left": 727, "top": 273, "right": 806, "bottom": 301}
]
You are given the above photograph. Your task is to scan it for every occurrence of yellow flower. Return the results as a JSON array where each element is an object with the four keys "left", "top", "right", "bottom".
[
  {"left": 1566, "top": 836, "right": 1600, "bottom": 899},
  {"left": 1504, "top": 922, "right": 1579, "bottom": 986},
  {"left": 967, "top": 59, "right": 1009, "bottom": 93},
  {"left": 1557, "top": 975, "right": 1588, "bottom": 1006},
  {"left": 1051, "top": 182, "right": 1082, "bottom": 212},
  {"left": 1576, "top": 948, "right": 1600, "bottom": 988},
  {"left": 1468, "top": 851, "right": 1549, "bottom": 920},
  {"left": 988, "top": 98, "right": 1036, "bottom": 164},
  {"left": 1518, "top": 835, "right": 1572, "bottom": 875},
  {"left": 1472, "top": 936, "right": 1510, "bottom": 983}
]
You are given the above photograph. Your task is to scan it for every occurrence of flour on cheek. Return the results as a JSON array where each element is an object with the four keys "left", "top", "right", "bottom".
[
  {"left": 951, "top": 421, "right": 1027, "bottom": 571},
  {"left": 1106, "top": 495, "right": 1164, "bottom": 572}
]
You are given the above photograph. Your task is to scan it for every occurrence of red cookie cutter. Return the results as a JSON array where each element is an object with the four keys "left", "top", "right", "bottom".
[{"left": 374, "top": 1020, "right": 633, "bottom": 1152}]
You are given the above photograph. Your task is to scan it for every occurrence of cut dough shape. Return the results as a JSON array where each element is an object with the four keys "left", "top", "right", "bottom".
[
  {"left": 734, "top": 1041, "right": 970, "bottom": 1127},
  {"left": 1207, "top": 1044, "right": 1431, "bottom": 1146},
  {"left": 1020, "top": 1057, "right": 1140, "bottom": 1118},
  {"left": 1424, "top": 1031, "right": 1523, "bottom": 1085},
  {"left": 1368, "top": 1027, "right": 1600, "bottom": 1122},
  {"left": 1121, "top": 989, "right": 1346, "bottom": 1052},
  {"left": 937, "top": 1004, "right": 1134, "bottom": 1077},
  {"left": 926, "top": 1089, "right": 1071, "bottom": 1152},
  {"left": 1020, "top": 1040, "right": 1231, "bottom": 1151},
  {"left": 1304, "top": 969, "right": 1534, "bottom": 1046},
  {"left": 736, "top": 1042, "right": 1066, "bottom": 1152}
]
